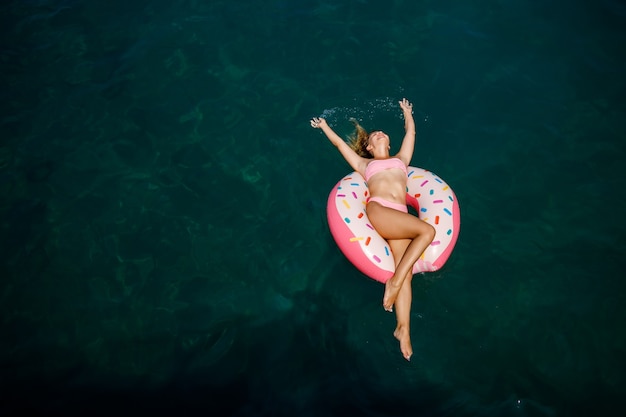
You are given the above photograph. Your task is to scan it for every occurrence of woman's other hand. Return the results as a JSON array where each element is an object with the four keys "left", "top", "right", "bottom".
[
  {"left": 399, "top": 98, "right": 413, "bottom": 113},
  {"left": 310, "top": 117, "right": 327, "bottom": 129}
]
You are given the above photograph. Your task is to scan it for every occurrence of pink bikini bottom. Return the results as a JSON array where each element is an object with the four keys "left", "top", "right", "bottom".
[{"left": 368, "top": 196, "right": 408, "bottom": 213}]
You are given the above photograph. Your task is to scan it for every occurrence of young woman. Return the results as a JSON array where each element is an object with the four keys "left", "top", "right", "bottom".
[{"left": 311, "top": 98, "right": 435, "bottom": 361}]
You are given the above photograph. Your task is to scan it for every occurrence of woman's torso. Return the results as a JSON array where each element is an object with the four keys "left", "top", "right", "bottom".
[{"left": 363, "top": 157, "right": 408, "bottom": 204}]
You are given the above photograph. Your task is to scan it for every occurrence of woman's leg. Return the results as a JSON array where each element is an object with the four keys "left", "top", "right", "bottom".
[
  {"left": 388, "top": 238, "right": 414, "bottom": 361},
  {"left": 366, "top": 202, "right": 435, "bottom": 311}
]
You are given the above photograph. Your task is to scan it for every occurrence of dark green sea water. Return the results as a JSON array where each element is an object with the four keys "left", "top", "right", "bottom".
[{"left": 2, "top": 1, "right": 625, "bottom": 416}]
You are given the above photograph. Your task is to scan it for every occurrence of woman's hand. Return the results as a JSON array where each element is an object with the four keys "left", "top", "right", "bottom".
[
  {"left": 399, "top": 98, "right": 413, "bottom": 114},
  {"left": 310, "top": 117, "right": 327, "bottom": 129}
]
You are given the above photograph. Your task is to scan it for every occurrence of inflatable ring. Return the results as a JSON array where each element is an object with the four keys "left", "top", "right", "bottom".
[{"left": 327, "top": 166, "right": 460, "bottom": 283}]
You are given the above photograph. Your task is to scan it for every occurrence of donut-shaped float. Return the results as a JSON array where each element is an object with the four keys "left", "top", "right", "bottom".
[{"left": 327, "top": 166, "right": 460, "bottom": 283}]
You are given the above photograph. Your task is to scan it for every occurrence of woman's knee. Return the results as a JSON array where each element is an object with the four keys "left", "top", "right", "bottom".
[{"left": 421, "top": 222, "right": 436, "bottom": 242}]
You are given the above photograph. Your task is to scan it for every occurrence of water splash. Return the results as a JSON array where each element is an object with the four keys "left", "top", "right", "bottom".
[{"left": 318, "top": 97, "right": 429, "bottom": 125}]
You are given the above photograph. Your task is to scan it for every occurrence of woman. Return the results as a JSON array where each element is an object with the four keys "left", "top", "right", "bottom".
[{"left": 310, "top": 98, "right": 435, "bottom": 361}]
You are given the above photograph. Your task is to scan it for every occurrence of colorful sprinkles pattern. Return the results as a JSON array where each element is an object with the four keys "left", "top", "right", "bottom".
[{"left": 331, "top": 167, "right": 459, "bottom": 275}]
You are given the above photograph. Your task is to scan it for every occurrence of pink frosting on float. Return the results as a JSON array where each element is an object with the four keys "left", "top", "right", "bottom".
[{"left": 326, "top": 167, "right": 460, "bottom": 283}]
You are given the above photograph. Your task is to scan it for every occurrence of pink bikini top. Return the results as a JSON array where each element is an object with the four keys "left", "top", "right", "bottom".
[{"left": 364, "top": 157, "right": 408, "bottom": 182}]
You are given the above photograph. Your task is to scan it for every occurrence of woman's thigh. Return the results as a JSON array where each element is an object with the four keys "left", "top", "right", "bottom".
[{"left": 367, "top": 202, "right": 434, "bottom": 241}]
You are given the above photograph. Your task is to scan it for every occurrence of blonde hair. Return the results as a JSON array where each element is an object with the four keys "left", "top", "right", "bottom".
[{"left": 347, "top": 118, "right": 373, "bottom": 158}]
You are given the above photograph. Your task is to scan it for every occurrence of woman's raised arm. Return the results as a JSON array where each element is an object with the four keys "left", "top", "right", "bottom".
[
  {"left": 311, "top": 117, "right": 369, "bottom": 175},
  {"left": 395, "top": 98, "right": 416, "bottom": 165}
]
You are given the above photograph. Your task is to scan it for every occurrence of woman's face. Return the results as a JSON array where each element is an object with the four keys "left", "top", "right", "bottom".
[{"left": 367, "top": 131, "right": 389, "bottom": 151}]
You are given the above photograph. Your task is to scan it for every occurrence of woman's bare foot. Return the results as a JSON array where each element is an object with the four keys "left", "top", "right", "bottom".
[
  {"left": 394, "top": 325, "right": 413, "bottom": 361},
  {"left": 383, "top": 276, "right": 403, "bottom": 312}
]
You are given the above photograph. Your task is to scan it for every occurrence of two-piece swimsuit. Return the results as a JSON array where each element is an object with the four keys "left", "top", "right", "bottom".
[{"left": 364, "top": 157, "right": 408, "bottom": 213}]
